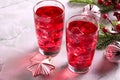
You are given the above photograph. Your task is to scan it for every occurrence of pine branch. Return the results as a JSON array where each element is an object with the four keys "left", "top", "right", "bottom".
[
  {"left": 69, "top": 0, "right": 97, "bottom": 5},
  {"left": 97, "top": 34, "right": 120, "bottom": 49},
  {"left": 100, "top": 5, "right": 114, "bottom": 13}
]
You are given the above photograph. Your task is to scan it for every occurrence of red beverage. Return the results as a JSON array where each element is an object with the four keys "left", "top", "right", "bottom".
[
  {"left": 66, "top": 20, "right": 98, "bottom": 71},
  {"left": 34, "top": 5, "right": 64, "bottom": 56}
]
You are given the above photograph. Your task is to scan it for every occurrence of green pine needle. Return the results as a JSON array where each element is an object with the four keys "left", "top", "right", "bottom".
[
  {"left": 112, "top": 20, "right": 119, "bottom": 26},
  {"left": 97, "top": 34, "right": 120, "bottom": 49},
  {"left": 100, "top": 23, "right": 105, "bottom": 29},
  {"left": 69, "top": 0, "right": 97, "bottom": 4},
  {"left": 100, "top": 5, "right": 114, "bottom": 13}
]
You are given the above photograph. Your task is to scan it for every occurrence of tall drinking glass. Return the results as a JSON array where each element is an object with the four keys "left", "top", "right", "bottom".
[
  {"left": 33, "top": 0, "right": 65, "bottom": 57},
  {"left": 66, "top": 14, "right": 98, "bottom": 73}
]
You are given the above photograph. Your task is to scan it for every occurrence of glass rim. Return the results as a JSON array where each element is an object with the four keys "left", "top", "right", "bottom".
[
  {"left": 33, "top": 0, "right": 65, "bottom": 19},
  {"left": 66, "top": 14, "right": 99, "bottom": 36}
]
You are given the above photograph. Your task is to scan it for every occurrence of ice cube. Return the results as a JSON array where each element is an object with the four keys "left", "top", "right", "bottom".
[
  {"left": 71, "top": 27, "right": 82, "bottom": 35},
  {"left": 71, "top": 27, "right": 83, "bottom": 35}
]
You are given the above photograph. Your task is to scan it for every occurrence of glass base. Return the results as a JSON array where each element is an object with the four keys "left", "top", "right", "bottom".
[
  {"left": 39, "top": 48, "right": 59, "bottom": 57},
  {"left": 68, "top": 65, "right": 89, "bottom": 74}
]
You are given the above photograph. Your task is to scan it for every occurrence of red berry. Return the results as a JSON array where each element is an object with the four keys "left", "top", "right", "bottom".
[
  {"left": 117, "top": 16, "right": 120, "bottom": 21},
  {"left": 113, "top": 12, "right": 118, "bottom": 16},
  {"left": 102, "top": 27, "right": 108, "bottom": 33},
  {"left": 116, "top": 3, "right": 120, "bottom": 9},
  {"left": 116, "top": 13, "right": 120, "bottom": 21},
  {"left": 98, "top": 0, "right": 104, "bottom": 5},
  {"left": 105, "top": 1, "right": 111, "bottom": 6},
  {"left": 113, "top": 12, "right": 120, "bottom": 21},
  {"left": 102, "top": 14, "right": 108, "bottom": 19},
  {"left": 116, "top": 24, "right": 120, "bottom": 32}
]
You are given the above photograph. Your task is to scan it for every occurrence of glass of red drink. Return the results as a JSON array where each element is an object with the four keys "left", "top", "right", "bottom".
[
  {"left": 33, "top": 0, "right": 65, "bottom": 57},
  {"left": 66, "top": 14, "right": 98, "bottom": 73}
]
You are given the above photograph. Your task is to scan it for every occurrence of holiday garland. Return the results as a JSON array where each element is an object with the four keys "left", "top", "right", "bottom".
[{"left": 69, "top": 0, "right": 120, "bottom": 49}]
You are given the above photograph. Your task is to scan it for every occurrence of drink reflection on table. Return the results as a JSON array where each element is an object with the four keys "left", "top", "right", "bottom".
[
  {"left": 0, "top": 51, "right": 81, "bottom": 80},
  {"left": 0, "top": 58, "right": 3, "bottom": 72}
]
